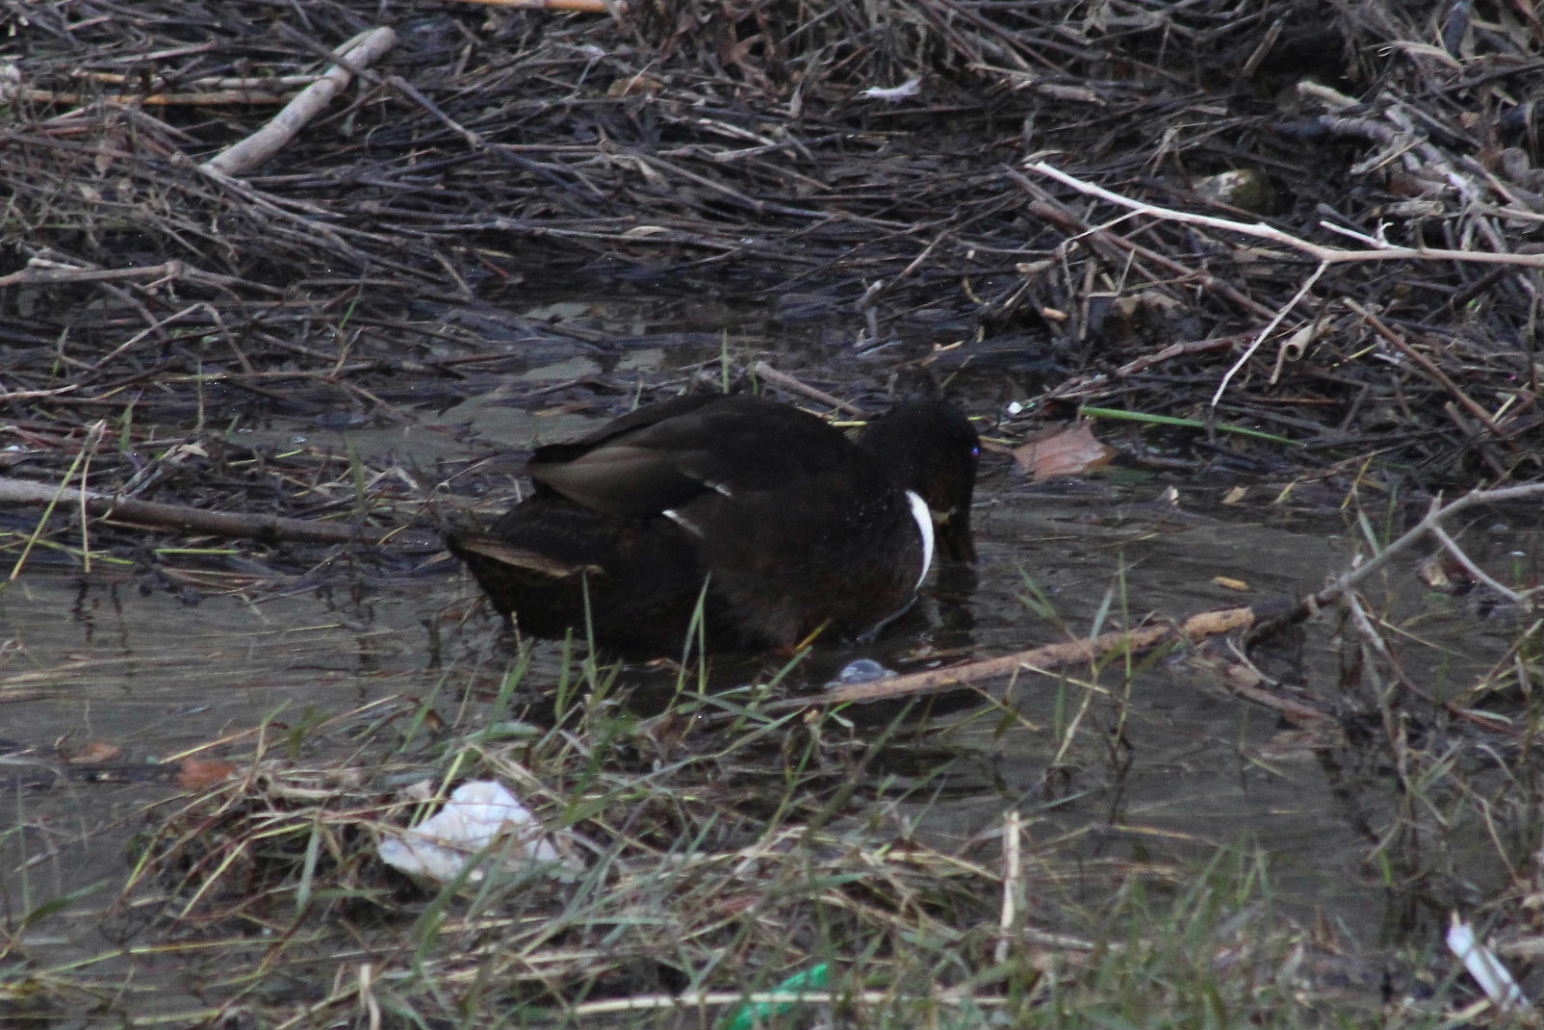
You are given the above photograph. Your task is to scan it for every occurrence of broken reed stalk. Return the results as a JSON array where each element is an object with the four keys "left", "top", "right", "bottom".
[{"left": 795, "top": 483, "right": 1544, "bottom": 715}]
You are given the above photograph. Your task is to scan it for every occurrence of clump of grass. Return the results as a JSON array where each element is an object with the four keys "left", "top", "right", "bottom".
[{"left": 4, "top": 638, "right": 1429, "bottom": 1030}]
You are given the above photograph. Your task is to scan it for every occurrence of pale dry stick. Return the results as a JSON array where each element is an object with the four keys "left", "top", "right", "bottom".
[
  {"left": 1024, "top": 161, "right": 1544, "bottom": 406},
  {"left": 1027, "top": 161, "right": 1544, "bottom": 271},
  {"left": 1111, "top": 333, "right": 1249, "bottom": 378},
  {"left": 0, "top": 259, "right": 187, "bottom": 290},
  {"left": 1339, "top": 590, "right": 1439, "bottom": 748},
  {"left": 17, "top": 88, "right": 289, "bottom": 106},
  {"left": 90, "top": 301, "right": 207, "bottom": 371},
  {"left": 1037, "top": 334, "right": 1249, "bottom": 405},
  {"left": 0, "top": 384, "right": 79, "bottom": 402},
  {"left": 80, "top": 71, "right": 318, "bottom": 89},
  {"left": 1291, "top": 483, "right": 1544, "bottom": 623},
  {"left": 995, "top": 809, "right": 1022, "bottom": 965},
  {"left": 201, "top": 27, "right": 398, "bottom": 177},
  {"left": 751, "top": 361, "right": 868, "bottom": 416},
  {"left": 1011, "top": 172, "right": 1279, "bottom": 322},
  {"left": 788, "top": 603, "right": 1286, "bottom": 710},
  {"left": 1428, "top": 524, "right": 1532, "bottom": 604}
]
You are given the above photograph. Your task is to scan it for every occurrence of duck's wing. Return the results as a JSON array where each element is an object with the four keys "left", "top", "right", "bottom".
[
  {"left": 443, "top": 533, "right": 600, "bottom": 579},
  {"left": 526, "top": 395, "right": 848, "bottom": 519}
]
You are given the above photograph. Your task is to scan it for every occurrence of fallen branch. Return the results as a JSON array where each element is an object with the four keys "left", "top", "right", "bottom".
[
  {"left": 0, "top": 476, "right": 395, "bottom": 546},
  {"left": 0, "top": 259, "right": 243, "bottom": 292},
  {"left": 200, "top": 27, "right": 398, "bottom": 177},
  {"left": 1260, "top": 483, "right": 1544, "bottom": 633},
  {"left": 20, "top": 88, "right": 290, "bottom": 106},
  {"left": 782, "top": 599, "right": 1327, "bottom": 718}
]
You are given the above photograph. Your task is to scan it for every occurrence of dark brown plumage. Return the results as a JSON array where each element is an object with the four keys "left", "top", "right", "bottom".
[{"left": 445, "top": 394, "right": 978, "bottom": 656}]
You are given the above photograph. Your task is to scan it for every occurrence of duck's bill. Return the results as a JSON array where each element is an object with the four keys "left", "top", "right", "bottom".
[{"left": 935, "top": 512, "right": 977, "bottom": 563}]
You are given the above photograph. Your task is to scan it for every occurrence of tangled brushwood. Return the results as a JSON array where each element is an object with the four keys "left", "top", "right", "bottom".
[{"left": 2, "top": 0, "right": 1542, "bottom": 501}]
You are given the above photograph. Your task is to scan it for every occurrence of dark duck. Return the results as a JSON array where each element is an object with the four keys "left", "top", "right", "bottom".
[{"left": 445, "top": 393, "right": 979, "bottom": 656}]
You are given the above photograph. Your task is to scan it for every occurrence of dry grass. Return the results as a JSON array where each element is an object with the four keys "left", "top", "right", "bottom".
[
  {"left": 3, "top": 0, "right": 1542, "bottom": 490},
  {"left": 8, "top": 572, "right": 1544, "bottom": 1028}
]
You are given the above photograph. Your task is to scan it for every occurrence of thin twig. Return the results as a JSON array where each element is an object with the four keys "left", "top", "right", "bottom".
[
  {"left": 752, "top": 362, "right": 868, "bottom": 415},
  {"left": 1292, "top": 484, "right": 1544, "bottom": 620},
  {"left": 1429, "top": 525, "right": 1532, "bottom": 604}
]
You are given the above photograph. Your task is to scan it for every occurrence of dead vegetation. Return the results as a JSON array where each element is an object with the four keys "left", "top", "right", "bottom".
[{"left": 4, "top": 0, "right": 1543, "bottom": 510}]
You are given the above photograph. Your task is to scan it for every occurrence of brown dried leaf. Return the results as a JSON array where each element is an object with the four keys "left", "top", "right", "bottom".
[
  {"left": 66, "top": 739, "right": 123, "bottom": 763},
  {"left": 176, "top": 757, "right": 238, "bottom": 789},
  {"left": 1011, "top": 422, "right": 1116, "bottom": 480}
]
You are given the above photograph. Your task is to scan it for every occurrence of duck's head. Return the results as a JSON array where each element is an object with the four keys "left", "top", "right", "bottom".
[{"left": 858, "top": 400, "right": 980, "bottom": 563}]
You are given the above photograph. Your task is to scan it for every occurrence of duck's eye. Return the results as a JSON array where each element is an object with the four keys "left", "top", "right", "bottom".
[{"left": 970, "top": 445, "right": 981, "bottom": 460}]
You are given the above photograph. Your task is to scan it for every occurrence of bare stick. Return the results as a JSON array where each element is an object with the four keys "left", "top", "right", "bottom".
[
  {"left": 1026, "top": 161, "right": 1544, "bottom": 272},
  {"left": 201, "top": 27, "right": 398, "bottom": 177},
  {"left": 779, "top": 601, "right": 1304, "bottom": 710},
  {"left": 1429, "top": 525, "right": 1532, "bottom": 604},
  {"left": 0, "top": 260, "right": 183, "bottom": 289},
  {"left": 752, "top": 362, "right": 868, "bottom": 415},
  {"left": 0, "top": 476, "right": 394, "bottom": 546},
  {"left": 27, "top": 90, "right": 289, "bottom": 106},
  {"left": 1287, "top": 484, "right": 1544, "bottom": 621}
]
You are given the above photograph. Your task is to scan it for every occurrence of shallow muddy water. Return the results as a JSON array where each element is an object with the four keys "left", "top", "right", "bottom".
[{"left": 3, "top": 296, "right": 1538, "bottom": 1020}]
